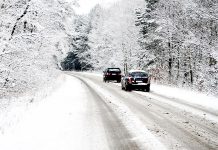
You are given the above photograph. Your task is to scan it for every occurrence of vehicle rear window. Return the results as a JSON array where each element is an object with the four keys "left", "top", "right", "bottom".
[
  {"left": 108, "top": 68, "right": 121, "bottom": 72},
  {"left": 130, "top": 72, "right": 148, "bottom": 77}
]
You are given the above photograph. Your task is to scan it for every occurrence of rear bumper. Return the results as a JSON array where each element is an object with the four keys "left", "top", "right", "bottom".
[
  {"left": 104, "top": 75, "right": 121, "bottom": 80},
  {"left": 129, "top": 83, "right": 150, "bottom": 89}
]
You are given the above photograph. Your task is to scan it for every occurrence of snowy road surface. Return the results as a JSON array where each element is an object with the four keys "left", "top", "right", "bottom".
[{"left": 0, "top": 72, "right": 218, "bottom": 150}]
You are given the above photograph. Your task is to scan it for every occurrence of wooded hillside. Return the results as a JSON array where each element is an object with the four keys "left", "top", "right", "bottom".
[{"left": 63, "top": 0, "right": 218, "bottom": 95}]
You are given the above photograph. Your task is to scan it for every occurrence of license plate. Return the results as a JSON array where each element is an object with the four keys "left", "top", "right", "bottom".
[
  {"left": 136, "top": 80, "right": 143, "bottom": 83},
  {"left": 112, "top": 73, "right": 116, "bottom": 75}
]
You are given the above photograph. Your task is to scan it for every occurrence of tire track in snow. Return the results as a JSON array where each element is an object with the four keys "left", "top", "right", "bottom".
[
  {"left": 74, "top": 75, "right": 141, "bottom": 150},
  {"left": 72, "top": 73, "right": 167, "bottom": 150},
  {"left": 71, "top": 72, "right": 218, "bottom": 150}
]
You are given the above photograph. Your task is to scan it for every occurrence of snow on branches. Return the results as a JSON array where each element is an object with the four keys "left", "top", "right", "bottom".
[{"left": 0, "top": 0, "right": 76, "bottom": 98}]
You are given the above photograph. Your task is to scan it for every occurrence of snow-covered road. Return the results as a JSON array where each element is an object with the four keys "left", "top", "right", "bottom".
[
  {"left": 0, "top": 72, "right": 218, "bottom": 150},
  {"left": 71, "top": 72, "right": 218, "bottom": 150},
  {"left": 0, "top": 74, "right": 155, "bottom": 150}
]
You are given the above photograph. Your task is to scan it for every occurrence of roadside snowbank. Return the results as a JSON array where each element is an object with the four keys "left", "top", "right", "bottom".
[
  {"left": 0, "top": 74, "right": 110, "bottom": 150},
  {"left": 0, "top": 74, "right": 64, "bottom": 134},
  {"left": 150, "top": 83, "right": 218, "bottom": 112}
]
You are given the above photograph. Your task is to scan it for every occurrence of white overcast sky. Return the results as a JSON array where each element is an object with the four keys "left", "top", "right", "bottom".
[{"left": 73, "top": 0, "right": 120, "bottom": 14}]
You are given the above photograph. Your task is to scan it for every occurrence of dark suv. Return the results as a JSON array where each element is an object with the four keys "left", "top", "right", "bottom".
[
  {"left": 103, "top": 68, "right": 121, "bottom": 83},
  {"left": 121, "top": 70, "right": 150, "bottom": 92}
]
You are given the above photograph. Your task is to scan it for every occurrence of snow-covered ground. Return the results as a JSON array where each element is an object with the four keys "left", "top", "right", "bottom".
[
  {"left": 78, "top": 73, "right": 167, "bottom": 150},
  {"left": 150, "top": 83, "right": 218, "bottom": 112},
  {"left": 0, "top": 74, "right": 165, "bottom": 150},
  {"left": 75, "top": 72, "right": 218, "bottom": 149},
  {"left": 0, "top": 72, "right": 218, "bottom": 150},
  {"left": 0, "top": 75, "right": 99, "bottom": 150}
]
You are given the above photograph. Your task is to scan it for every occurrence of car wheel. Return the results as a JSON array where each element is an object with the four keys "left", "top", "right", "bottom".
[
  {"left": 125, "top": 83, "right": 131, "bottom": 91},
  {"left": 124, "top": 83, "right": 128, "bottom": 91},
  {"left": 146, "top": 84, "right": 150, "bottom": 92}
]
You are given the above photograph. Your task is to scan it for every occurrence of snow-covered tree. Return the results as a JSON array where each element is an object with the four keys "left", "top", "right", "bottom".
[
  {"left": 60, "top": 0, "right": 218, "bottom": 95},
  {"left": 136, "top": 0, "right": 218, "bottom": 94},
  {"left": 83, "top": 0, "right": 144, "bottom": 71},
  {"left": 61, "top": 14, "right": 92, "bottom": 71},
  {"left": 0, "top": 0, "right": 76, "bottom": 97}
]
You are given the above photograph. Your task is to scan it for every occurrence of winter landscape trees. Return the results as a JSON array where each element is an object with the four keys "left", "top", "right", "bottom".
[
  {"left": 1, "top": 0, "right": 218, "bottom": 97},
  {"left": 63, "top": 0, "right": 218, "bottom": 95},
  {"left": 136, "top": 0, "right": 218, "bottom": 94},
  {"left": 0, "top": 0, "right": 76, "bottom": 97}
]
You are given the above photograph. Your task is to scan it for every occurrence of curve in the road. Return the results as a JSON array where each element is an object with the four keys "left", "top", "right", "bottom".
[
  {"left": 74, "top": 75, "right": 141, "bottom": 150},
  {"left": 71, "top": 72, "right": 218, "bottom": 150}
]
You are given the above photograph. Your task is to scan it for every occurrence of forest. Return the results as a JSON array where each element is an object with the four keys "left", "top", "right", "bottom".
[
  {"left": 62, "top": 0, "right": 218, "bottom": 95},
  {"left": 0, "top": 0, "right": 77, "bottom": 97},
  {"left": 0, "top": 0, "right": 218, "bottom": 97}
]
